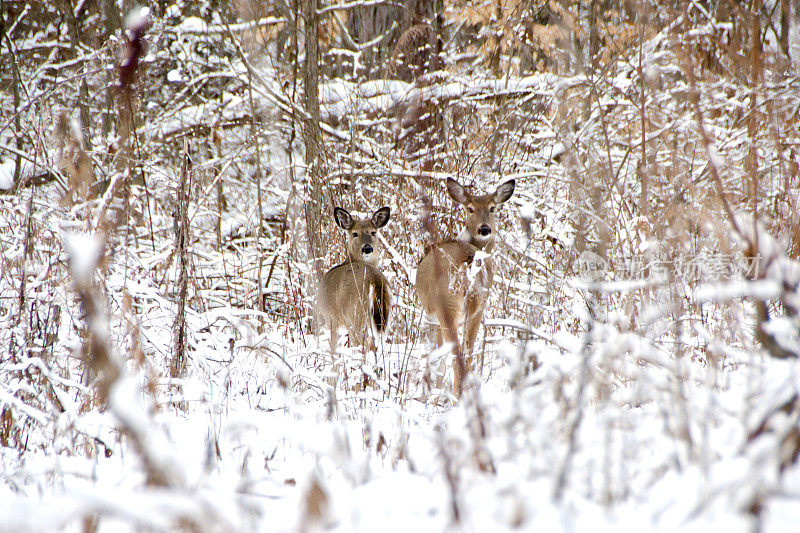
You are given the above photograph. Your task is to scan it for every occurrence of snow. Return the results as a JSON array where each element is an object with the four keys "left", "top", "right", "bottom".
[
  {"left": 125, "top": 6, "right": 150, "bottom": 33},
  {"left": 175, "top": 16, "right": 207, "bottom": 34},
  {"left": 0, "top": 157, "right": 36, "bottom": 190},
  {"left": 3, "top": 6, "right": 800, "bottom": 533},
  {"left": 166, "top": 69, "right": 183, "bottom": 82},
  {"left": 0, "top": 160, "right": 14, "bottom": 190},
  {"left": 707, "top": 143, "right": 726, "bottom": 172},
  {"left": 696, "top": 280, "right": 782, "bottom": 302},
  {"left": 165, "top": 4, "right": 181, "bottom": 19},
  {"left": 63, "top": 232, "right": 104, "bottom": 284}
]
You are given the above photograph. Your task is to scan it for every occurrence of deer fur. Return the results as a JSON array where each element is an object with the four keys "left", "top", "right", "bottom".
[
  {"left": 319, "top": 206, "right": 392, "bottom": 353},
  {"left": 416, "top": 177, "right": 515, "bottom": 397}
]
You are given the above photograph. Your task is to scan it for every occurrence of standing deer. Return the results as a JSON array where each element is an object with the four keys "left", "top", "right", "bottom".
[
  {"left": 416, "top": 177, "right": 515, "bottom": 397},
  {"left": 319, "top": 206, "right": 392, "bottom": 353}
]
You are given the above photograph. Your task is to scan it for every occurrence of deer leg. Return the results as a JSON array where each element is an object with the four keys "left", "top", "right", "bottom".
[
  {"left": 329, "top": 319, "right": 339, "bottom": 353},
  {"left": 350, "top": 324, "right": 374, "bottom": 391},
  {"left": 436, "top": 298, "right": 465, "bottom": 399},
  {"left": 451, "top": 342, "right": 466, "bottom": 400},
  {"left": 326, "top": 320, "right": 340, "bottom": 390},
  {"left": 365, "top": 327, "right": 376, "bottom": 356},
  {"left": 464, "top": 294, "right": 486, "bottom": 372},
  {"left": 347, "top": 324, "right": 361, "bottom": 355}
]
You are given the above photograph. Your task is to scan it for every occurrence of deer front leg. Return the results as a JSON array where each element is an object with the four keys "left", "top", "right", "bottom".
[
  {"left": 464, "top": 293, "right": 487, "bottom": 372},
  {"left": 326, "top": 319, "right": 341, "bottom": 390},
  {"left": 365, "top": 327, "right": 376, "bottom": 355},
  {"left": 435, "top": 298, "right": 465, "bottom": 399},
  {"left": 329, "top": 319, "right": 339, "bottom": 353}
]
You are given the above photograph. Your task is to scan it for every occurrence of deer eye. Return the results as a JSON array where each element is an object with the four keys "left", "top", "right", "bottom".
[
  {"left": 352, "top": 232, "right": 358, "bottom": 237},
  {"left": 467, "top": 206, "right": 475, "bottom": 213},
  {"left": 489, "top": 206, "right": 496, "bottom": 212},
  {"left": 371, "top": 231, "right": 376, "bottom": 236}
]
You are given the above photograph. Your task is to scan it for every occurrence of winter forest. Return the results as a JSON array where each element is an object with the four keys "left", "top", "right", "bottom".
[{"left": 2, "top": 0, "right": 800, "bottom": 530}]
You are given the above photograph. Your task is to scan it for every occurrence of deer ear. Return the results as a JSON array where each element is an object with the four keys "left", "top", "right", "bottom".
[
  {"left": 494, "top": 179, "right": 516, "bottom": 204},
  {"left": 446, "top": 177, "right": 469, "bottom": 205},
  {"left": 333, "top": 207, "right": 354, "bottom": 230},
  {"left": 372, "top": 206, "right": 391, "bottom": 229}
]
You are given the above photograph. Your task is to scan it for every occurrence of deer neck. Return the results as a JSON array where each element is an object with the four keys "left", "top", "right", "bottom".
[{"left": 346, "top": 252, "right": 378, "bottom": 265}]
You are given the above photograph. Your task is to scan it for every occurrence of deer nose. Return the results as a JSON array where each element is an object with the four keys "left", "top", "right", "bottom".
[
  {"left": 362, "top": 244, "right": 373, "bottom": 255},
  {"left": 478, "top": 225, "right": 492, "bottom": 236}
]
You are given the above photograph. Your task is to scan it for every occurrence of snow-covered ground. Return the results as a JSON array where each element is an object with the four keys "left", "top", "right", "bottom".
[
  {"left": 3, "top": 4, "right": 800, "bottom": 531},
  {"left": 2, "top": 171, "right": 800, "bottom": 531}
]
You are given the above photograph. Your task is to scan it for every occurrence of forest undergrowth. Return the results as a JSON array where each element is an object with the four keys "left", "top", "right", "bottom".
[{"left": 1, "top": 1, "right": 800, "bottom": 530}]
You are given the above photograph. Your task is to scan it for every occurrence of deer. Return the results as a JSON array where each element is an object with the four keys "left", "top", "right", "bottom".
[
  {"left": 415, "top": 177, "right": 515, "bottom": 397},
  {"left": 319, "top": 206, "right": 392, "bottom": 354}
]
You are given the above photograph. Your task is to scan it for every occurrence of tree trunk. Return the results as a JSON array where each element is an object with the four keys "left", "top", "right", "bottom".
[
  {"left": 588, "top": 0, "right": 599, "bottom": 71},
  {"left": 780, "top": 0, "right": 790, "bottom": 60},
  {"left": 489, "top": 0, "right": 502, "bottom": 77},
  {"left": 303, "top": 0, "right": 323, "bottom": 282},
  {"left": 747, "top": 0, "right": 762, "bottom": 210},
  {"left": 1, "top": 24, "right": 23, "bottom": 189},
  {"left": 347, "top": 4, "right": 403, "bottom": 79}
]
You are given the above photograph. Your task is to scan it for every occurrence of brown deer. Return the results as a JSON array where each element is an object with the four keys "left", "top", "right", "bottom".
[
  {"left": 319, "top": 206, "right": 392, "bottom": 353},
  {"left": 416, "top": 177, "right": 515, "bottom": 397}
]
